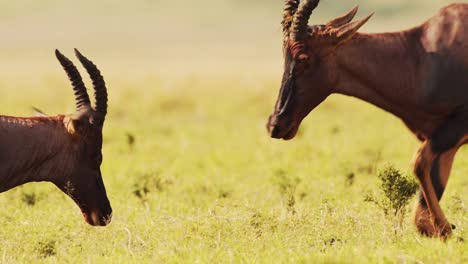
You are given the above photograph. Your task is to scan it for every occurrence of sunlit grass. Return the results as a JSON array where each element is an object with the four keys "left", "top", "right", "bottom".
[{"left": 0, "top": 75, "right": 466, "bottom": 263}]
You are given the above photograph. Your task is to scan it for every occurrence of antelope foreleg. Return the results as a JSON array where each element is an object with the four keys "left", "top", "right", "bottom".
[
  {"left": 413, "top": 142, "right": 452, "bottom": 237},
  {"left": 412, "top": 114, "right": 468, "bottom": 238},
  {"left": 414, "top": 147, "right": 459, "bottom": 237}
]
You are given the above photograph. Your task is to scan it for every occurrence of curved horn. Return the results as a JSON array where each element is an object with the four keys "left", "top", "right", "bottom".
[
  {"left": 282, "top": 0, "right": 300, "bottom": 37},
  {"left": 326, "top": 5, "right": 359, "bottom": 28},
  {"left": 55, "top": 49, "right": 91, "bottom": 113},
  {"left": 290, "top": 0, "right": 320, "bottom": 42},
  {"left": 74, "top": 49, "right": 108, "bottom": 126},
  {"left": 335, "top": 13, "right": 374, "bottom": 42}
]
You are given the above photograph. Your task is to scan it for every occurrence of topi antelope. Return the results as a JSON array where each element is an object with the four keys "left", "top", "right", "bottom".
[
  {"left": 267, "top": 0, "right": 468, "bottom": 238},
  {"left": 0, "top": 49, "right": 112, "bottom": 226}
]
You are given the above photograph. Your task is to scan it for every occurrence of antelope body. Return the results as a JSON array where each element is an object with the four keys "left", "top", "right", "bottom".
[
  {"left": 0, "top": 50, "right": 112, "bottom": 226},
  {"left": 267, "top": 1, "right": 468, "bottom": 238}
]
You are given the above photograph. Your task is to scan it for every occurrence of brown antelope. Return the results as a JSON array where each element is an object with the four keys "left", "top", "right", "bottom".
[
  {"left": 267, "top": 0, "right": 468, "bottom": 238},
  {"left": 0, "top": 49, "right": 112, "bottom": 226}
]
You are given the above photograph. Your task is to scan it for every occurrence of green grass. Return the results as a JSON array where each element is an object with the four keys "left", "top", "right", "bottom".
[
  {"left": 0, "top": 0, "right": 467, "bottom": 262},
  {"left": 0, "top": 76, "right": 466, "bottom": 263}
]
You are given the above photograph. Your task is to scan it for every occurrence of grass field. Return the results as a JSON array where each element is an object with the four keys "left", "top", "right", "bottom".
[{"left": 0, "top": 0, "right": 467, "bottom": 263}]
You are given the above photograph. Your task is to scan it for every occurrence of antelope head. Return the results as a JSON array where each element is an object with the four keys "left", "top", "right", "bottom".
[
  {"left": 55, "top": 49, "right": 112, "bottom": 226},
  {"left": 267, "top": 0, "right": 372, "bottom": 139}
]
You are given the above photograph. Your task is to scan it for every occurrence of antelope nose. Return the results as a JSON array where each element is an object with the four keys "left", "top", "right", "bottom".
[
  {"left": 103, "top": 212, "right": 112, "bottom": 225},
  {"left": 88, "top": 209, "right": 112, "bottom": 226},
  {"left": 266, "top": 114, "right": 276, "bottom": 134},
  {"left": 267, "top": 114, "right": 283, "bottom": 139},
  {"left": 100, "top": 201, "right": 113, "bottom": 226}
]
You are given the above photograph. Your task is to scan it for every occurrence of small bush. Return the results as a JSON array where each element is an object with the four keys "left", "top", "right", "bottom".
[
  {"left": 126, "top": 132, "right": 135, "bottom": 148},
  {"left": 272, "top": 169, "right": 301, "bottom": 215},
  {"left": 217, "top": 186, "right": 231, "bottom": 199},
  {"left": 365, "top": 164, "right": 419, "bottom": 233},
  {"left": 35, "top": 239, "right": 56, "bottom": 258},
  {"left": 249, "top": 211, "right": 278, "bottom": 238},
  {"left": 18, "top": 188, "right": 45, "bottom": 206},
  {"left": 132, "top": 171, "right": 172, "bottom": 203},
  {"left": 345, "top": 172, "right": 355, "bottom": 187},
  {"left": 21, "top": 192, "right": 38, "bottom": 206}
]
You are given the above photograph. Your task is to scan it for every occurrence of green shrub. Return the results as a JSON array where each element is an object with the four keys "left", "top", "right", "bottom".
[
  {"left": 132, "top": 171, "right": 172, "bottom": 203},
  {"left": 35, "top": 239, "right": 56, "bottom": 258},
  {"left": 365, "top": 164, "right": 419, "bottom": 233},
  {"left": 272, "top": 169, "right": 301, "bottom": 215}
]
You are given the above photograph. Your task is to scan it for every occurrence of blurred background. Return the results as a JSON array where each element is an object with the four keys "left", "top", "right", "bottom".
[{"left": 0, "top": 0, "right": 459, "bottom": 82}]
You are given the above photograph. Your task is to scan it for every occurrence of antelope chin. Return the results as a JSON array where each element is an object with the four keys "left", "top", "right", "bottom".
[
  {"left": 83, "top": 211, "right": 112, "bottom": 226},
  {"left": 282, "top": 125, "right": 299, "bottom": 140},
  {"left": 267, "top": 116, "right": 299, "bottom": 140}
]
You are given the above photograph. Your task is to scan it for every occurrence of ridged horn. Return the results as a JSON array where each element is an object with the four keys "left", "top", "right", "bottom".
[
  {"left": 282, "top": 0, "right": 300, "bottom": 37},
  {"left": 290, "top": 0, "right": 320, "bottom": 42},
  {"left": 55, "top": 49, "right": 91, "bottom": 113},
  {"left": 74, "top": 49, "right": 108, "bottom": 126}
]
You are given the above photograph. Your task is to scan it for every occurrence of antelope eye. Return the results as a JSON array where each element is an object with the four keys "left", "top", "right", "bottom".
[{"left": 297, "top": 54, "right": 310, "bottom": 63}]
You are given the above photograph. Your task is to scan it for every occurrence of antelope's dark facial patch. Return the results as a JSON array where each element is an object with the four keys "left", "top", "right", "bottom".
[{"left": 267, "top": 43, "right": 315, "bottom": 140}]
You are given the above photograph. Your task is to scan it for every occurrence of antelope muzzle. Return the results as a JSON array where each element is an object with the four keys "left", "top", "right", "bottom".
[
  {"left": 267, "top": 73, "right": 300, "bottom": 140},
  {"left": 267, "top": 113, "right": 300, "bottom": 140},
  {"left": 80, "top": 194, "right": 113, "bottom": 226}
]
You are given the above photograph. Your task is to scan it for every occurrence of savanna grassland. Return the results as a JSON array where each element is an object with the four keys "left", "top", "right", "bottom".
[{"left": 0, "top": 0, "right": 467, "bottom": 263}]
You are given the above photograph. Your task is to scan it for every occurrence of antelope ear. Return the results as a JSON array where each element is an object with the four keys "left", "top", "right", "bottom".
[
  {"left": 335, "top": 13, "right": 373, "bottom": 43},
  {"left": 65, "top": 116, "right": 85, "bottom": 135},
  {"left": 326, "top": 5, "right": 359, "bottom": 28}
]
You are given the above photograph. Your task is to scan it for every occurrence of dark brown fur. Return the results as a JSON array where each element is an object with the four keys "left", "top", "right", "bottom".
[
  {"left": 0, "top": 50, "right": 112, "bottom": 226},
  {"left": 268, "top": 1, "right": 468, "bottom": 238}
]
